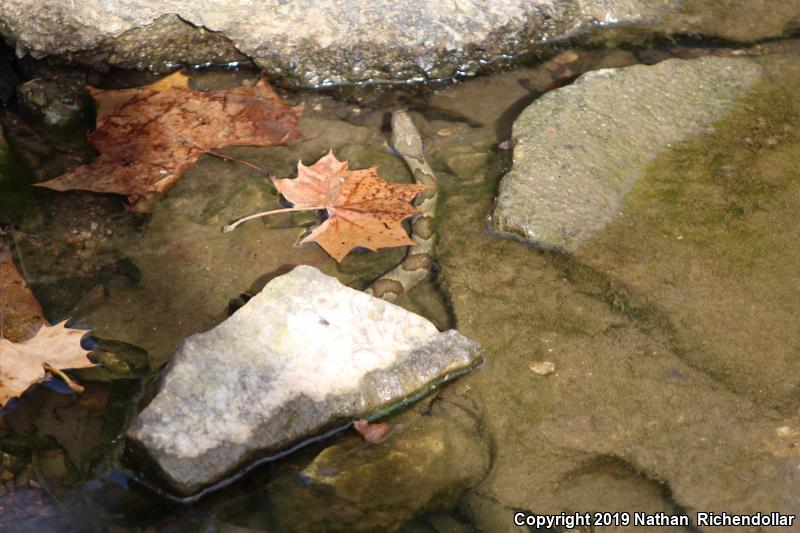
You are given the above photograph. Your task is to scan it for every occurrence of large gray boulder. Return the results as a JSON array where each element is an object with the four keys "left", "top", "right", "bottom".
[
  {"left": 126, "top": 265, "right": 481, "bottom": 497},
  {"left": 490, "top": 56, "right": 763, "bottom": 250},
  {"left": 1, "top": 1, "right": 798, "bottom": 86}
]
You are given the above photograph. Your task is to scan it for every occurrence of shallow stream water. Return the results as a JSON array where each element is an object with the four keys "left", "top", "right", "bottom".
[{"left": 1, "top": 37, "right": 799, "bottom": 531}]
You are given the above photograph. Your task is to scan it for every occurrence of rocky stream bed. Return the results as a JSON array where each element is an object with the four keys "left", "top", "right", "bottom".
[{"left": 0, "top": 3, "right": 799, "bottom": 531}]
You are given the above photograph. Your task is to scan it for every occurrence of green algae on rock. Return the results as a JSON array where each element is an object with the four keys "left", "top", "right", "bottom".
[
  {"left": 490, "top": 56, "right": 763, "bottom": 251},
  {"left": 576, "top": 55, "right": 800, "bottom": 410},
  {"left": 126, "top": 266, "right": 481, "bottom": 496},
  {"left": 263, "top": 404, "right": 489, "bottom": 531},
  {"left": 429, "top": 52, "right": 800, "bottom": 529},
  {"left": 436, "top": 181, "right": 800, "bottom": 530}
]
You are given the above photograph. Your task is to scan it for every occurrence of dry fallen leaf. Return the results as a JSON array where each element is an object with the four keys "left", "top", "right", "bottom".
[
  {"left": 231, "top": 151, "right": 428, "bottom": 262},
  {"left": 0, "top": 321, "right": 95, "bottom": 407},
  {"left": 353, "top": 419, "right": 391, "bottom": 444},
  {"left": 36, "top": 71, "right": 302, "bottom": 211}
]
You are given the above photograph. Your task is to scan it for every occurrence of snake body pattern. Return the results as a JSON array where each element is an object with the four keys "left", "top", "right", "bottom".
[{"left": 366, "top": 110, "right": 438, "bottom": 302}]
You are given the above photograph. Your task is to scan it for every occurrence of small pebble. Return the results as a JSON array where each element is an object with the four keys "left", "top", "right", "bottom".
[
  {"left": 530, "top": 361, "right": 556, "bottom": 376},
  {"left": 545, "top": 50, "right": 579, "bottom": 72},
  {"left": 353, "top": 419, "right": 391, "bottom": 444}
]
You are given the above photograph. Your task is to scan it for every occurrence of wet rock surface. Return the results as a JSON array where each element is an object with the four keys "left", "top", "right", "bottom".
[
  {"left": 1, "top": 1, "right": 799, "bottom": 86},
  {"left": 433, "top": 52, "right": 800, "bottom": 531},
  {"left": 17, "top": 73, "right": 91, "bottom": 129},
  {"left": 576, "top": 55, "right": 800, "bottom": 410},
  {"left": 126, "top": 266, "right": 481, "bottom": 496},
  {"left": 490, "top": 56, "right": 763, "bottom": 250},
  {"left": 263, "top": 400, "right": 490, "bottom": 532}
]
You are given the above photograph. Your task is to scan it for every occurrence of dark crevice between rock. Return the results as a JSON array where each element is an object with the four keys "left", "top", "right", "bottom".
[
  {"left": 0, "top": 38, "right": 19, "bottom": 104},
  {"left": 543, "top": 250, "right": 760, "bottom": 407},
  {"left": 41, "top": 14, "right": 253, "bottom": 75},
  {"left": 638, "top": 29, "right": 800, "bottom": 51},
  {"left": 561, "top": 454, "right": 702, "bottom": 533}
]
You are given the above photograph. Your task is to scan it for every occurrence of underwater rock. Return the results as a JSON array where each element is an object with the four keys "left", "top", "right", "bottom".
[
  {"left": 17, "top": 74, "right": 91, "bottom": 129},
  {"left": 1, "top": 1, "right": 799, "bottom": 86},
  {"left": 435, "top": 75, "right": 800, "bottom": 524},
  {"left": 264, "top": 400, "right": 490, "bottom": 531},
  {"left": 490, "top": 56, "right": 763, "bottom": 250},
  {"left": 126, "top": 265, "right": 481, "bottom": 496}
]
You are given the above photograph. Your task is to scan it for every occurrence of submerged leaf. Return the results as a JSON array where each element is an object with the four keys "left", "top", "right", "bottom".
[
  {"left": 37, "top": 71, "right": 302, "bottom": 211},
  {"left": 0, "top": 248, "right": 94, "bottom": 408},
  {"left": 0, "top": 245, "right": 45, "bottom": 342}
]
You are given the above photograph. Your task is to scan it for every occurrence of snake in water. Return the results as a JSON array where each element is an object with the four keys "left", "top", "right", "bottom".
[{"left": 365, "top": 110, "right": 439, "bottom": 302}]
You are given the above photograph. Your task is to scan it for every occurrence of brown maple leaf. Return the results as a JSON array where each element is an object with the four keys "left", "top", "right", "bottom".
[
  {"left": 0, "top": 245, "right": 45, "bottom": 342},
  {"left": 224, "top": 151, "right": 429, "bottom": 262},
  {"left": 35, "top": 71, "right": 302, "bottom": 211},
  {"left": 0, "top": 321, "right": 95, "bottom": 407}
]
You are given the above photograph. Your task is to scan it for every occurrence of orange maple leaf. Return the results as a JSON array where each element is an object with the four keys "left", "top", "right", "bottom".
[
  {"left": 224, "top": 151, "right": 429, "bottom": 262},
  {"left": 36, "top": 71, "right": 302, "bottom": 211},
  {"left": 0, "top": 321, "right": 95, "bottom": 407}
]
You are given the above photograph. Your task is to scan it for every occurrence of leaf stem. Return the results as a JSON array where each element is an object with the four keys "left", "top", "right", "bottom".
[
  {"left": 42, "top": 362, "right": 85, "bottom": 394},
  {"left": 223, "top": 206, "right": 325, "bottom": 233},
  {"left": 204, "top": 149, "right": 270, "bottom": 176}
]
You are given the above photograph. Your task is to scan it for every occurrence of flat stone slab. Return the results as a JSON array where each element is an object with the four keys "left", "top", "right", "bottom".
[
  {"left": 126, "top": 265, "right": 481, "bottom": 496},
  {"left": 490, "top": 56, "right": 763, "bottom": 250}
]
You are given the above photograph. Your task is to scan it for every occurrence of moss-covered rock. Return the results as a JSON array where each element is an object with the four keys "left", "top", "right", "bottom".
[
  {"left": 267, "top": 404, "right": 489, "bottom": 532},
  {"left": 576, "top": 55, "right": 800, "bottom": 410},
  {"left": 490, "top": 56, "right": 764, "bottom": 251},
  {"left": 434, "top": 55, "right": 800, "bottom": 523}
]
